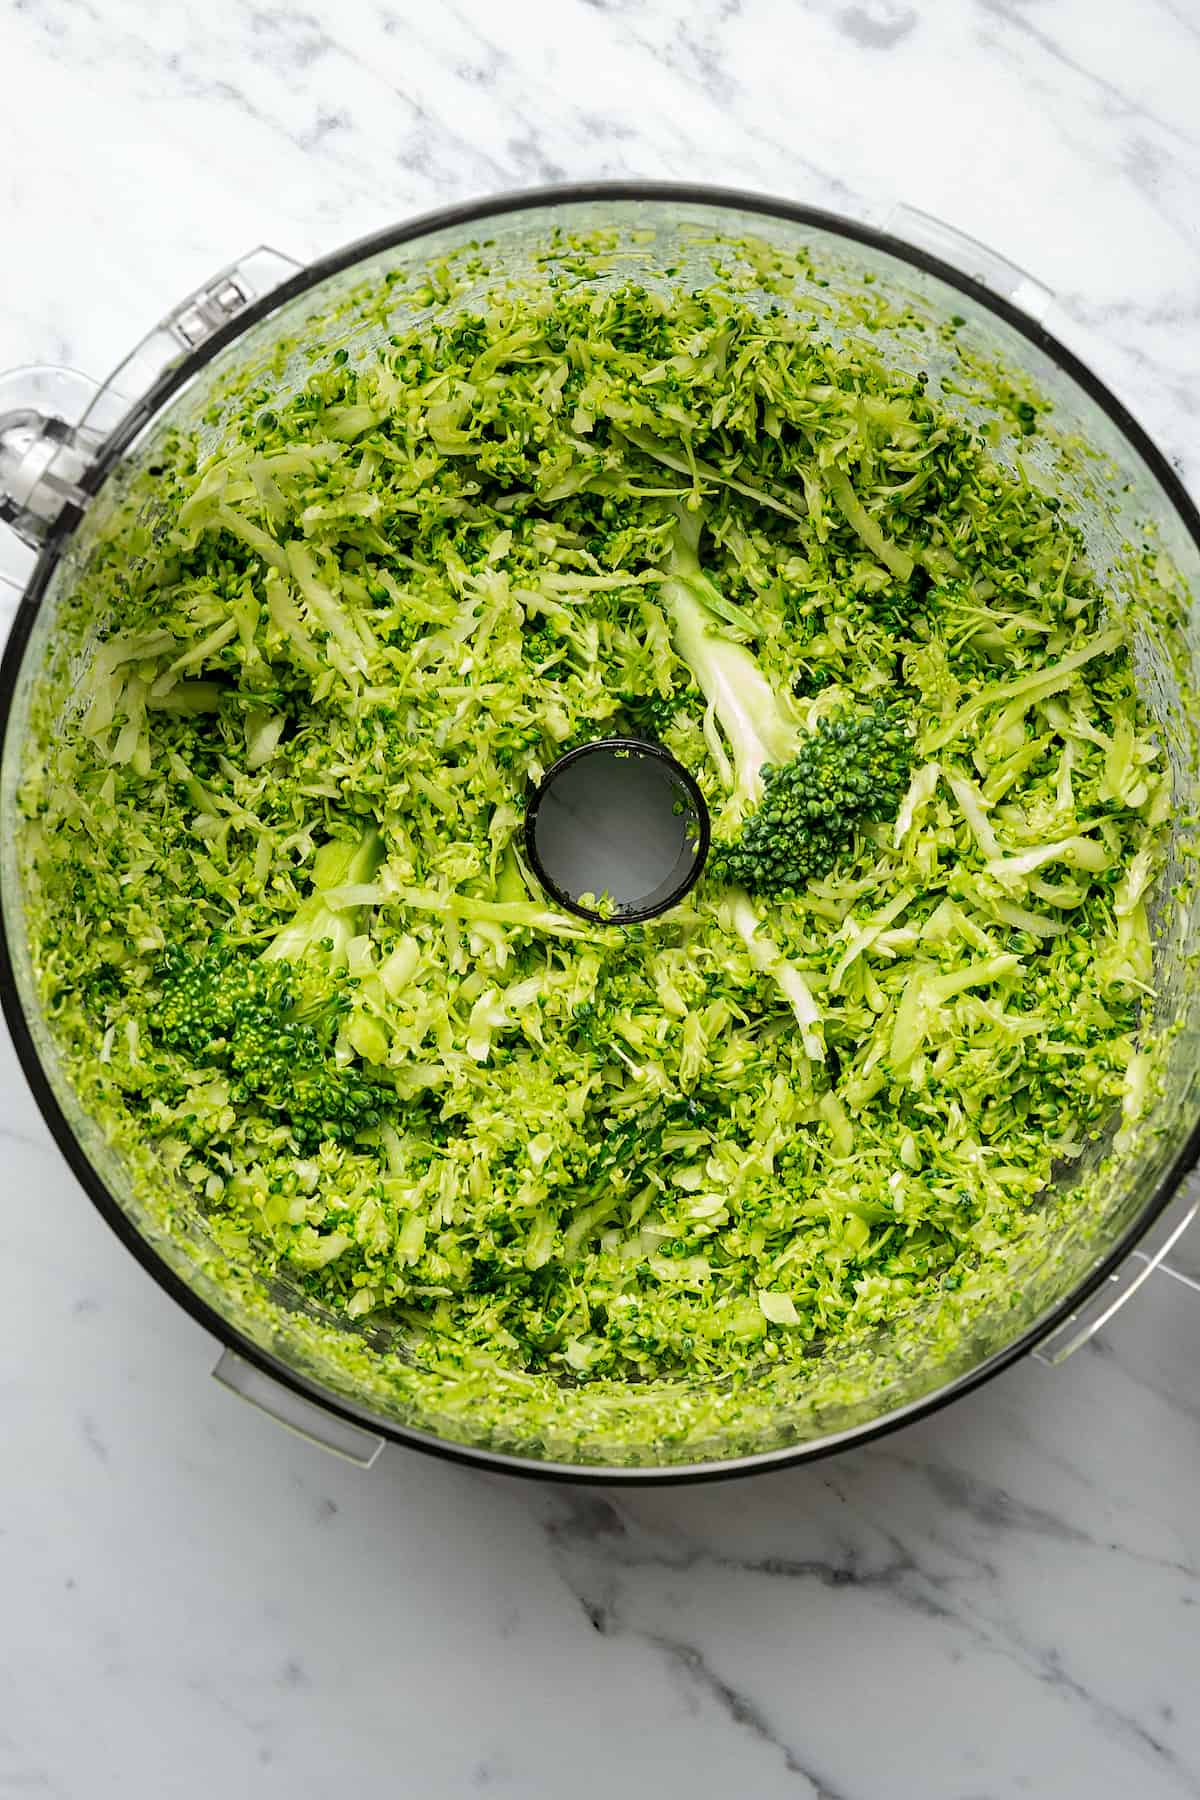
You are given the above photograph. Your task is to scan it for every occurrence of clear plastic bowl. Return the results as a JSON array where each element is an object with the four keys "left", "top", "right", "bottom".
[{"left": 2, "top": 186, "right": 1198, "bottom": 1479}]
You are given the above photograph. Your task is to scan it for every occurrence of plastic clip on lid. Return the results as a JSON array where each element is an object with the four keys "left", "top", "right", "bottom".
[
  {"left": 0, "top": 366, "right": 110, "bottom": 596},
  {"left": 525, "top": 738, "right": 710, "bottom": 923},
  {"left": 0, "top": 247, "right": 302, "bottom": 596}
]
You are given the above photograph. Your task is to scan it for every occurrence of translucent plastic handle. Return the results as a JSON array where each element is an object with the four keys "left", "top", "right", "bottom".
[
  {"left": 98, "top": 245, "right": 301, "bottom": 417},
  {"left": 1031, "top": 1187, "right": 1200, "bottom": 1365},
  {"left": 1144, "top": 1253, "right": 1200, "bottom": 1296},
  {"left": 883, "top": 203, "right": 1057, "bottom": 328},
  {"left": 212, "top": 1348, "right": 385, "bottom": 1467},
  {"left": 0, "top": 245, "right": 302, "bottom": 595},
  {"left": 0, "top": 366, "right": 108, "bottom": 591}
]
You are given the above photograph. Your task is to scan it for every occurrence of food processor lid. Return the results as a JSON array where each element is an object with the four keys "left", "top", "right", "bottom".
[{"left": 4, "top": 185, "right": 1200, "bottom": 1481}]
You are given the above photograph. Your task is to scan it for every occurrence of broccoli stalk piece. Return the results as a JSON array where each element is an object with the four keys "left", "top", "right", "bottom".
[
  {"left": 662, "top": 506, "right": 799, "bottom": 823},
  {"left": 725, "top": 888, "right": 825, "bottom": 1062},
  {"left": 150, "top": 826, "right": 389, "bottom": 1148},
  {"left": 652, "top": 511, "right": 823, "bottom": 1055},
  {"left": 660, "top": 507, "right": 911, "bottom": 895}
]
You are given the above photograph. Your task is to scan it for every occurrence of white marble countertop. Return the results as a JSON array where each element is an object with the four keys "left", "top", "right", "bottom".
[{"left": 3, "top": 2, "right": 1200, "bottom": 1795}]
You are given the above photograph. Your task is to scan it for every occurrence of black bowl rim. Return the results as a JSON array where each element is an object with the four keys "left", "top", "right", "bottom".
[{"left": 3, "top": 179, "right": 1199, "bottom": 1485}]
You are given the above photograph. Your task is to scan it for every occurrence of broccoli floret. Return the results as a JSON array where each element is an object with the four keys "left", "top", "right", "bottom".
[
  {"left": 520, "top": 627, "right": 561, "bottom": 667},
  {"left": 713, "top": 702, "right": 912, "bottom": 895},
  {"left": 615, "top": 684, "right": 701, "bottom": 742},
  {"left": 661, "top": 508, "right": 911, "bottom": 896},
  {"left": 149, "top": 827, "right": 389, "bottom": 1149}
]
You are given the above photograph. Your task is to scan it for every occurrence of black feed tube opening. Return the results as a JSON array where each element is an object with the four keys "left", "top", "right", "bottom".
[{"left": 524, "top": 738, "right": 710, "bottom": 923}]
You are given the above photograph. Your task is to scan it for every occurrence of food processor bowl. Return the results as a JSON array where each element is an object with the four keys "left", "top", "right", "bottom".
[{"left": 3, "top": 185, "right": 1199, "bottom": 1480}]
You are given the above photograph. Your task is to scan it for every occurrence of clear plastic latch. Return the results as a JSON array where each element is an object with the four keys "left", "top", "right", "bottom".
[
  {"left": 212, "top": 1348, "right": 385, "bottom": 1467},
  {"left": 164, "top": 248, "right": 300, "bottom": 351},
  {"left": 174, "top": 274, "right": 256, "bottom": 348},
  {"left": 106, "top": 246, "right": 302, "bottom": 394},
  {"left": 1032, "top": 1186, "right": 1200, "bottom": 1366},
  {"left": 882, "top": 203, "right": 1056, "bottom": 328},
  {"left": 0, "top": 246, "right": 302, "bottom": 592}
]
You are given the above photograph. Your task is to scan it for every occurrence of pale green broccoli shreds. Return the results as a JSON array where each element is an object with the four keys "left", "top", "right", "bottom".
[{"left": 19, "top": 238, "right": 1173, "bottom": 1387}]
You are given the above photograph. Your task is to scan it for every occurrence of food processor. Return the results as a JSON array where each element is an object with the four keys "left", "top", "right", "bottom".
[{"left": 3, "top": 184, "right": 1199, "bottom": 1481}]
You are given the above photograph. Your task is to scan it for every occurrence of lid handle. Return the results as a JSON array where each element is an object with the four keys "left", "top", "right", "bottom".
[
  {"left": 212, "top": 1347, "right": 385, "bottom": 1466},
  {"left": 1031, "top": 1184, "right": 1199, "bottom": 1365},
  {"left": 0, "top": 365, "right": 109, "bottom": 595},
  {"left": 0, "top": 245, "right": 303, "bottom": 592},
  {"left": 883, "top": 202, "right": 1056, "bottom": 327}
]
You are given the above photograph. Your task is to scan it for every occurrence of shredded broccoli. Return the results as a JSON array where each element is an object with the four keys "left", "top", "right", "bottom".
[
  {"left": 660, "top": 506, "right": 912, "bottom": 895},
  {"left": 18, "top": 229, "right": 1179, "bottom": 1409},
  {"left": 148, "top": 828, "right": 389, "bottom": 1149}
]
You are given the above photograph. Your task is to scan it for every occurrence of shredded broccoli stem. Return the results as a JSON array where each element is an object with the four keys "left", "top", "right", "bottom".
[
  {"left": 661, "top": 506, "right": 799, "bottom": 811},
  {"left": 18, "top": 230, "right": 1177, "bottom": 1401}
]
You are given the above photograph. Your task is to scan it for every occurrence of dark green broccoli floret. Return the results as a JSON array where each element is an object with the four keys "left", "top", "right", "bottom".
[
  {"left": 148, "top": 827, "right": 389, "bottom": 1149},
  {"left": 150, "top": 944, "right": 387, "bottom": 1149},
  {"left": 661, "top": 508, "right": 912, "bottom": 898},
  {"left": 520, "top": 627, "right": 561, "bottom": 666},
  {"left": 712, "top": 702, "right": 913, "bottom": 896}
]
